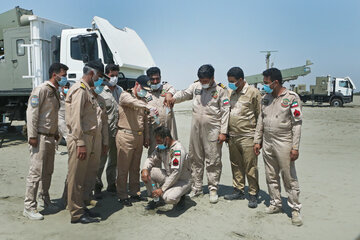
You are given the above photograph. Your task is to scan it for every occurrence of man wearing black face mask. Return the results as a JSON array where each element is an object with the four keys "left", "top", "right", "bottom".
[
  {"left": 65, "top": 60, "right": 105, "bottom": 224},
  {"left": 141, "top": 126, "right": 191, "bottom": 211},
  {"left": 254, "top": 68, "right": 303, "bottom": 226},
  {"left": 144, "top": 67, "right": 178, "bottom": 157}
]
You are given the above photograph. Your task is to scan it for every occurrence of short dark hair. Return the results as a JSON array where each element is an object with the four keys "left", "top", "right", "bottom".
[
  {"left": 84, "top": 59, "right": 104, "bottom": 74},
  {"left": 197, "top": 64, "right": 214, "bottom": 79},
  {"left": 154, "top": 126, "right": 172, "bottom": 139},
  {"left": 262, "top": 68, "right": 283, "bottom": 85},
  {"left": 227, "top": 67, "right": 244, "bottom": 80},
  {"left": 146, "top": 67, "right": 161, "bottom": 77},
  {"left": 49, "top": 63, "right": 68, "bottom": 78},
  {"left": 105, "top": 64, "right": 120, "bottom": 74}
]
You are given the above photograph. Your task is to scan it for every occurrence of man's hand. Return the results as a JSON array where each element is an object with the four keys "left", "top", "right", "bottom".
[
  {"left": 141, "top": 169, "right": 150, "bottom": 183},
  {"left": 152, "top": 188, "right": 163, "bottom": 198},
  {"left": 217, "top": 133, "right": 227, "bottom": 144},
  {"left": 55, "top": 134, "right": 60, "bottom": 142},
  {"left": 28, "top": 137, "right": 38, "bottom": 147},
  {"left": 254, "top": 143, "right": 262, "bottom": 156},
  {"left": 164, "top": 96, "right": 176, "bottom": 108},
  {"left": 144, "top": 139, "right": 149, "bottom": 148},
  {"left": 77, "top": 146, "right": 87, "bottom": 160},
  {"left": 290, "top": 149, "right": 299, "bottom": 161},
  {"left": 102, "top": 145, "right": 108, "bottom": 155}
]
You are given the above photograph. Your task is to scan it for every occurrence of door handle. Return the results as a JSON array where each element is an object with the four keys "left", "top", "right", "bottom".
[
  {"left": 11, "top": 59, "right": 18, "bottom": 64},
  {"left": 68, "top": 73, "right": 76, "bottom": 78}
]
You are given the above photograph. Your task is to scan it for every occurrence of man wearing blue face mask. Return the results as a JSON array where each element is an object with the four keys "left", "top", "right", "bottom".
[
  {"left": 65, "top": 60, "right": 106, "bottom": 224},
  {"left": 225, "top": 67, "right": 262, "bottom": 208},
  {"left": 254, "top": 68, "right": 303, "bottom": 226},
  {"left": 141, "top": 126, "right": 191, "bottom": 211},
  {"left": 115, "top": 75, "right": 152, "bottom": 207},
  {"left": 166, "top": 64, "right": 230, "bottom": 204},
  {"left": 144, "top": 67, "right": 178, "bottom": 157},
  {"left": 56, "top": 81, "right": 70, "bottom": 151},
  {"left": 24, "top": 62, "right": 68, "bottom": 220}
]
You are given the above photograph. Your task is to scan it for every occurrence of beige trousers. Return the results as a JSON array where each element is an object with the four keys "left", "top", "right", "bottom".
[
  {"left": 24, "top": 135, "right": 55, "bottom": 210},
  {"left": 145, "top": 168, "right": 191, "bottom": 204},
  {"left": 116, "top": 130, "right": 143, "bottom": 200},
  {"left": 228, "top": 137, "right": 259, "bottom": 195}
]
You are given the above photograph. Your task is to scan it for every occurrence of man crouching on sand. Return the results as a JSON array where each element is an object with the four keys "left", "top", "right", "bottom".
[{"left": 141, "top": 126, "right": 191, "bottom": 211}]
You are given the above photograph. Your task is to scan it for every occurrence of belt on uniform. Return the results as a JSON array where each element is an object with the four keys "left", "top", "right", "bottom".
[
  {"left": 37, "top": 132, "right": 55, "bottom": 137},
  {"left": 118, "top": 128, "right": 143, "bottom": 136}
]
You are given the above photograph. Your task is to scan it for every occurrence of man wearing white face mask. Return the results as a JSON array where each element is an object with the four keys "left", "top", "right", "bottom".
[
  {"left": 116, "top": 75, "right": 152, "bottom": 207},
  {"left": 144, "top": 67, "right": 178, "bottom": 157},
  {"left": 95, "top": 64, "right": 122, "bottom": 195},
  {"left": 166, "top": 64, "right": 230, "bottom": 204}
]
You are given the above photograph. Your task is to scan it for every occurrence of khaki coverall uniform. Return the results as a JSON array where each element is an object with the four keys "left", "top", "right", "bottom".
[
  {"left": 228, "top": 82, "right": 262, "bottom": 196},
  {"left": 145, "top": 83, "right": 178, "bottom": 156},
  {"left": 173, "top": 81, "right": 230, "bottom": 191},
  {"left": 56, "top": 92, "right": 68, "bottom": 148},
  {"left": 254, "top": 89, "right": 302, "bottom": 211},
  {"left": 83, "top": 94, "right": 108, "bottom": 202},
  {"left": 116, "top": 91, "right": 149, "bottom": 200},
  {"left": 96, "top": 86, "right": 119, "bottom": 189},
  {"left": 65, "top": 80, "right": 98, "bottom": 222},
  {"left": 143, "top": 141, "right": 191, "bottom": 204},
  {"left": 24, "top": 81, "right": 60, "bottom": 210}
]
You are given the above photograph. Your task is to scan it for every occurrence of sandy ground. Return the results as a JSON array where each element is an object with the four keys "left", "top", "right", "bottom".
[{"left": 0, "top": 96, "right": 359, "bottom": 240}]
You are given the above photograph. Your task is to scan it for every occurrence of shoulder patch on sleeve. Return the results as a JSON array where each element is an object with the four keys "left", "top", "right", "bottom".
[
  {"left": 223, "top": 98, "right": 230, "bottom": 105},
  {"left": 80, "top": 83, "right": 86, "bottom": 89},
  {"left": 171, "top": 150, "right": 181, "bottom": 169},
  {"left": 145, "top": 95, "right": 153, "bottom": 102},
  {"left": 30, "top": 95, "right": 39, "bottom": 107},
  {"left": 218, "top": 83, "right": 226, "bottom": 89}
]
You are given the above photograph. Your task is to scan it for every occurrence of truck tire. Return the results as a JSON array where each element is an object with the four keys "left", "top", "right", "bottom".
[{"left": 330, "top": 98, "right": 343, "bottom": 107}]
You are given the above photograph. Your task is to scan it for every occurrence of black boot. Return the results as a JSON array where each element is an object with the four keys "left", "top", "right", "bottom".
[
  {"left": 224, "top": 189, "right": 245, "bottom": 200},
  {"left": 248, "top": 194, "right": 258, "bottom": 208}
]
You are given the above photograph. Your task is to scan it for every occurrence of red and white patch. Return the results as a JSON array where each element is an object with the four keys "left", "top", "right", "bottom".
[
  {"left": 171, "top": 158, "right": 180, "bottom": 169},
  {"left": 293, "top": 109, "right": 301, "bottom": 117}
]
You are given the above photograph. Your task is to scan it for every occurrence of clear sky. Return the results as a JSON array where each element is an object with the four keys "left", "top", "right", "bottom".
[{"left": 3, "top": 0, "right": 360, "bottom": 90}]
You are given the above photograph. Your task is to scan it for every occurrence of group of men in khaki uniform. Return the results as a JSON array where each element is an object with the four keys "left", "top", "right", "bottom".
[{"left": 23, "top": 61, "right": 303, "bottom": 226}]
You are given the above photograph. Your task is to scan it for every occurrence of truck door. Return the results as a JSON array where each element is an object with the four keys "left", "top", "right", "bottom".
[
  {"left": 337, "top": 79, "right": 351, "bottom": 97},
  {"left": 10, "top": 35, "right": 32, "bottom": 89},
  {"left": 65, "top": 33, "right": 99, "bottom": 82}
]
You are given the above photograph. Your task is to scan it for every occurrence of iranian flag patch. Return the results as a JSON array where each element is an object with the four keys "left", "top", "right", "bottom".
[
  {"left": 291, "top": 101, "right": 299, "bottom": 108},
  {"left": 174, "top": 150, "right": 181, "bottom": 156},
  {"left": 223, "top": 99, "right": 229, "bottom": 105}
]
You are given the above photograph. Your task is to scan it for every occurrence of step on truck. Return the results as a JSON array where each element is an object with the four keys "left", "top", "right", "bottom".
[
  {"left": 0, "top": 6, "right": 155, "bottom": 128},
  {"left": 292, "top": 76, "right": 356, "bottom": 107}
]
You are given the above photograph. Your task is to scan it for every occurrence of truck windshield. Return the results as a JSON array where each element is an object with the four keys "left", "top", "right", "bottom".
[
  {"left": 100, "top": 35, "right": 114, "bottom": 64},
  {"left": 71, "top": 35, "right": 98, "bottom": 62},
  {"left": 339, "top": 81, "right": 349, "bottom": 88}
]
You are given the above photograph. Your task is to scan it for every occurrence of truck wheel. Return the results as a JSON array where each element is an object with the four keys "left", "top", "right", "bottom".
[{"left": 330, "top": 98, "right": 343, "bottom": 107}]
